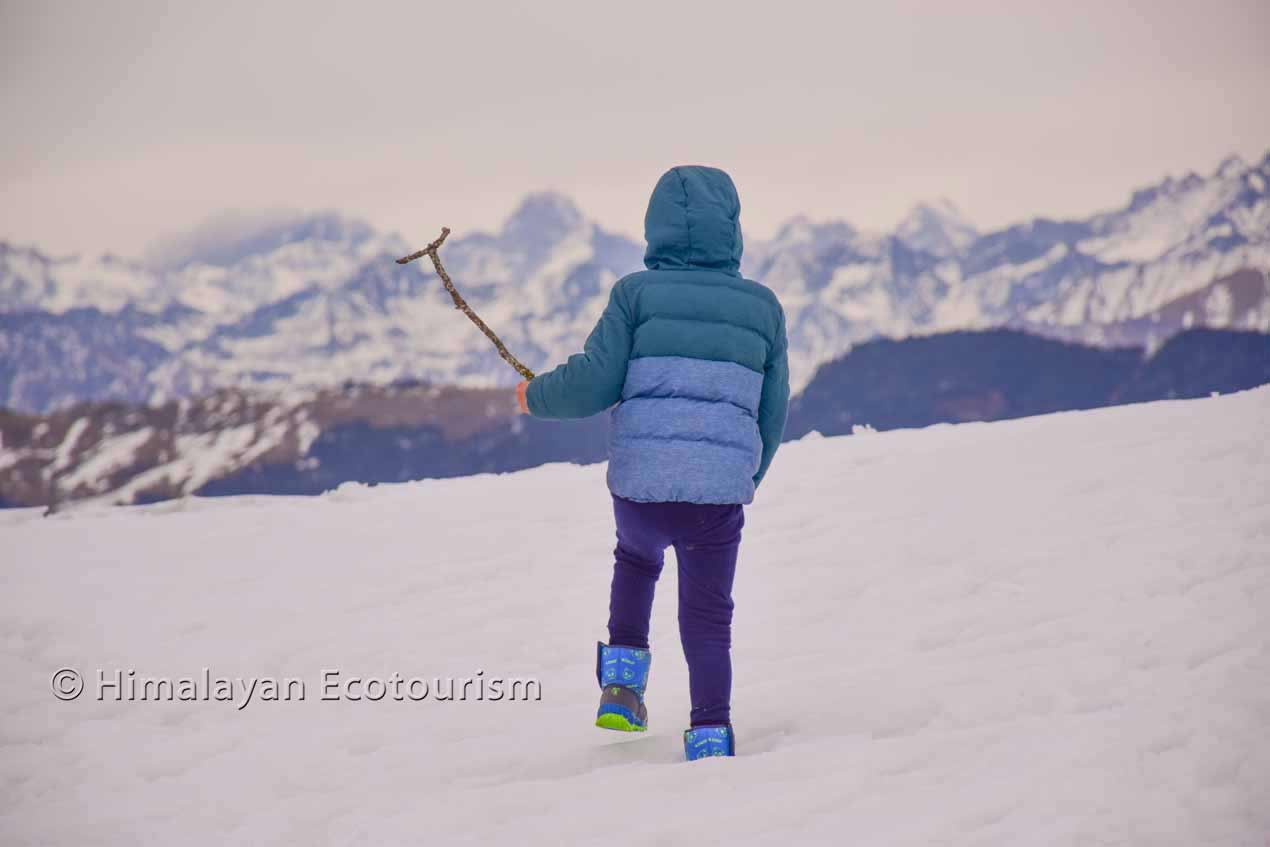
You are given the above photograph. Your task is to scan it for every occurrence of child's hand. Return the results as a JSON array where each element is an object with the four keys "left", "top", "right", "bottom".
[{"left": 516, "top": 380, "right": 530, "bottom": 414}]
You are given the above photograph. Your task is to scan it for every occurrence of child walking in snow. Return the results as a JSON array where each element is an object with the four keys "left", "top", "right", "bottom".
[{"left": 516, "top": 166, "right": 789, "bottom": 760}]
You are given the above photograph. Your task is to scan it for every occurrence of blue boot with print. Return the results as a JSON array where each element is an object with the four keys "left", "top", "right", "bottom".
[
  {"left": 683, "top": 724, "right": 734, "bottom": 760},
  {"left": 595, "top": 642, "right": 651, "bottom": 732}
]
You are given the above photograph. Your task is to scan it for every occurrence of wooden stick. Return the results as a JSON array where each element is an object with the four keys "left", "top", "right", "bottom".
[{"left": 397, "top": 227, "right": 536, "bottom": 380}]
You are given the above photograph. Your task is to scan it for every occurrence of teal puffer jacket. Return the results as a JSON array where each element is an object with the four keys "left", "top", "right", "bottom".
[{"left": 526, "top": 166, "right": 789, "bottom": 504}]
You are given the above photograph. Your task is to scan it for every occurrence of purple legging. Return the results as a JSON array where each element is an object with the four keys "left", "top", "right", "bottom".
[{"left": 606, "top": 494, "right": 744, "bottom": 727}]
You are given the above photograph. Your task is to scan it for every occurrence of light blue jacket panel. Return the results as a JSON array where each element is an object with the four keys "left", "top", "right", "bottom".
[{"left": 608, "top": 356, "right": 763, "bottom": 504}]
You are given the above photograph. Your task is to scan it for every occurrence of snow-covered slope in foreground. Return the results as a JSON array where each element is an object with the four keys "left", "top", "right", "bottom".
[{"left": 3, "top": 390, "right": 1269, "bottom": 845}]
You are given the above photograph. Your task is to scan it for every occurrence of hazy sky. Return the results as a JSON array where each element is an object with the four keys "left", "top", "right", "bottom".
[{"left": 2, "top": 0, "right": 1267, "bottom": 258}]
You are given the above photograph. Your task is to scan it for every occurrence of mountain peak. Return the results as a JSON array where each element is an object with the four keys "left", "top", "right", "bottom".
[
  {"left": 1215, "top": 154, "right": 1246, "bottom": 180},
  {"left": 770, "top": 215, "right": 856, "bottom": 248},
  {"left": 501, "top": 192, "right": 586, "bottom": 246},
  {"left": 895, "top": 198, "right": 978, "bottom": 256}
]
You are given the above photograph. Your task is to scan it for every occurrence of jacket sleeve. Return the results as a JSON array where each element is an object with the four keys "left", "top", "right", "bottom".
[
  {"left": 753, "top": 307, "right": 790, "bottom": 488},
  {"left": 526, "top": 281, "right": 635, "bottom": 419}
]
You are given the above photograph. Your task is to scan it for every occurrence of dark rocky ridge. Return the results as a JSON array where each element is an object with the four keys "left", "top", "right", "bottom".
[{"left": 2, "top": 328, "right": 1267, "bottom": 510}]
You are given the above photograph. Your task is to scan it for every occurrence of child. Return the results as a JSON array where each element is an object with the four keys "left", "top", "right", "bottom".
[{"left": 516, "top": 165, "right": 789, "bottom": 761}]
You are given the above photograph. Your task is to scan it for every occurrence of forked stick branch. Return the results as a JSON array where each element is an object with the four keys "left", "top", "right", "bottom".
[{"left": 397, "top": 227, "right": 536, "bottom": 381}]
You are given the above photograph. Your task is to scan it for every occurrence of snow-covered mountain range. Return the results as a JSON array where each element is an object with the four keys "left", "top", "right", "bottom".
[
  {"left": 2, "top": 152, "right": 1267, "bottom": 413},
  {"left": 746, "top": 153, "right": 1270, "bottom": 382}
]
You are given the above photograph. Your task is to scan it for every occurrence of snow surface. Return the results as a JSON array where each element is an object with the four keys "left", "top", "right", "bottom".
[{"left": 3, "top": 390, "right": 1269, "bottom": 845}]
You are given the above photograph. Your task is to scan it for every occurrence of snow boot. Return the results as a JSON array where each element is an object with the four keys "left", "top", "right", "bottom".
[
  {"left": 594, "top": 642, "right": 651, "bottom": 732},
  {"left": 683, "top": 724, "right": 734, "bottom": 760}
]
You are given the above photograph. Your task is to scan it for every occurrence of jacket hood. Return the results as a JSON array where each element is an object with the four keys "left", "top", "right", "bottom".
[{"left": 643, "top": 166, "right": 743, "bottom": 275}]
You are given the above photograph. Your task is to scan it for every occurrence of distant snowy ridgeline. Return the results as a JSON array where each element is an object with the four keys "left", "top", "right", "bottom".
[
  {"left": 1, "top": 152, "right": 1268, "bottom": 414},
  {"left": 3, "top": 389, "right": 1268, "bottom": 844}
]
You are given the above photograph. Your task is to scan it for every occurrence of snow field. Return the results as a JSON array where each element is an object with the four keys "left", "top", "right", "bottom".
[{"left": 2, "top": 388, "right": 1269, "bottom": 844}]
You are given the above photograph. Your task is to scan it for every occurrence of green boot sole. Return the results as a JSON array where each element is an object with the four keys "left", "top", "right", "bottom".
[{"left": 596, "top": 711, "right": 648, "bottom": 732}]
